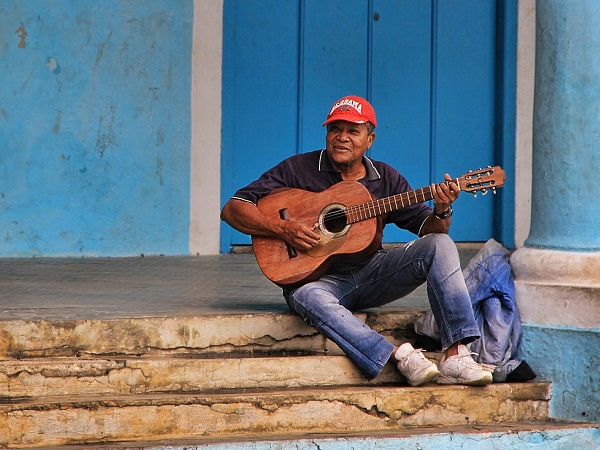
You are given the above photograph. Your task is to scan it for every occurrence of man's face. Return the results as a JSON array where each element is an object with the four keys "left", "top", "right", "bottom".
[{"left": 325, "top": 120, "right": 375, "bottom": 168}]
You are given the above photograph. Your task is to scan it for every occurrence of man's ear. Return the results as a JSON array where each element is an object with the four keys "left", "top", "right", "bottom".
[{"left": 368, "top": 132, "right": 376, "bottom": 147}]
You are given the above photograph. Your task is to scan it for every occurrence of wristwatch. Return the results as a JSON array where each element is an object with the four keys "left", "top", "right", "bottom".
[{"left": 434, "top": 205, "right": 453, "bottom": 219}]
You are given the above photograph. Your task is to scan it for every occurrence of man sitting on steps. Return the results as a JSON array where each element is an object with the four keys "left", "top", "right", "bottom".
[{"left": 221, "top": 95, "right": 492, "bottom": 386}]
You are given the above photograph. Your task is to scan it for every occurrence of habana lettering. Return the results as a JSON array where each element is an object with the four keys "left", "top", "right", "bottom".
[{"left": 329, "top": 98, "right": 362, "bottom": 115}]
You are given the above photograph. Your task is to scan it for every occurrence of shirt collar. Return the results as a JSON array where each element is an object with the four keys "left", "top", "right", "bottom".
[{"left": 318, "top": 149, "right": 381, "bottom": 181}]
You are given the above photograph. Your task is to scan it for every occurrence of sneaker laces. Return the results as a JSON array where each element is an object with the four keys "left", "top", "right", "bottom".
[
  {"left": 406, "top": 348, "right": 429, "bottom": 368},
  {"left": 457, "top": 352, "right": 497, "bottom": 373},
  {"left": 451, "top": 350, "right": 485, "bottom": 370}
]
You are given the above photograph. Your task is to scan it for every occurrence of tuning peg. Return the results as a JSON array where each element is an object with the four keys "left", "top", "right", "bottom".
[
  {"left": 492, "top": 187, "right": 497, "bottom": 194},
  {"left": 481, "top": 189, "right": 488, "bottom": 195}
]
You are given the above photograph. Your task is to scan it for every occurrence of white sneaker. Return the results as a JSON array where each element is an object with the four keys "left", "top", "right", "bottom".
[
  {"left": 394, "top": 343, "right": 440, "bottom": 386},
  {"left": 437, "top": 344, "right": 493, "bottom": 385}
]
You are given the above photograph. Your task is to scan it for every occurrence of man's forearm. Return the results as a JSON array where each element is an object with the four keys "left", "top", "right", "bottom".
[
  {"left": 220, "top": 199, "right": 284, "bottom": 237},
  {"left": 419, "top": 213, "right": 451, "bottom": 236}
]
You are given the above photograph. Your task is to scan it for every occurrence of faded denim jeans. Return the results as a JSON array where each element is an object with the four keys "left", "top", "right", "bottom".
[{"left": 284, "top": 233, "right": 481, "bottom": 379}]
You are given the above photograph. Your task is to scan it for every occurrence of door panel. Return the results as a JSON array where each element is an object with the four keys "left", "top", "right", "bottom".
[
  {"left": 434, "top": 1, "right": 497, "bottom": 240},
  {"left": 300, "top": 0, "right": 371, "bottom": 153},
  {"left": 221, "top": 0, "right": 300, "bottom": 249},
  {"left": 371, "top": 0, "right": 433, "bottom": 243}
]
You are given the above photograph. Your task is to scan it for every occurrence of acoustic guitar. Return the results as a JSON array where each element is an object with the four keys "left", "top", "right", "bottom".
[{"left": 252, "top": 166, "right": 505, "bottom": 288}]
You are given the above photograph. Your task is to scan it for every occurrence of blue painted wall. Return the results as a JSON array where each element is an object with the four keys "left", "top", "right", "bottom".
[
  {"left": 0, "top": 0, "right": 192, "bottom": 256},
  {"left": 522, "top": 324, "right": 600, "bottom": 423}
]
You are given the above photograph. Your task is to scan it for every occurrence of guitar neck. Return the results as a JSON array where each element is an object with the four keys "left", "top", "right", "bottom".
[{"left": 345, "top": 182, "right": 454, "bottom": 224}]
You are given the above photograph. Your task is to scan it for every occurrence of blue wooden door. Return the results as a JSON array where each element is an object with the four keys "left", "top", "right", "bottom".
[
  {"left": 370, "top": 0, "right": 498, "bottom": 242},
  {"left": 221, "top": 0, "right": 506, "bottom": 251}
]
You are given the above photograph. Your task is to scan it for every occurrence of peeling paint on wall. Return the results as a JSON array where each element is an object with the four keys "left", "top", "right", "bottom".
[
  {"left": 46, "top": 57, "right": 61, "bottom": 74},
  {"left": 15, "top": 25, "right": 27, "bottom": 48}
]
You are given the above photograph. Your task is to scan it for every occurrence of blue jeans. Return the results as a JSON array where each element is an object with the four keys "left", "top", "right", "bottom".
[{"left": 284, "top": 233, "right": 481, "bottom": 379}]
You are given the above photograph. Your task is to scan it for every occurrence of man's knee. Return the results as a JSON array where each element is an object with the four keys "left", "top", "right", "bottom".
[
  {"left": 420, "top": 234, "right": 461, "bottom": 269},
  {"left": 424, "top": 232, "right": 454, "bottom": 246},
  {"left": 286, "top": 283, "right": 329, "bottom": 312},
  {"left": 419, "top": 233, "right": 457, "bottom": 254}
]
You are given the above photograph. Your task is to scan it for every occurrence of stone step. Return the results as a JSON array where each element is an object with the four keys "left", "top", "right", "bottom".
[
  {"left": 0, "top": 311, "right": 422, "bottom": 358},
  {"left": 0, "top": 310, "right": 574, "bottom": 449},
  {"left": 0, "top": 354, "right": 405, "bottom": 398},
  {"left": 0, "top": 383, "right": 552, "bottom": 448},
  {"left": 32, "top": 422, "right": 600, "bottom": 450}
]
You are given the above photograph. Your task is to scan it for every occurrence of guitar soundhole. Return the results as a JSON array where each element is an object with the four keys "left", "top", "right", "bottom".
[{"left": 323, "top": 208, "right": 347, "bottom": 233}]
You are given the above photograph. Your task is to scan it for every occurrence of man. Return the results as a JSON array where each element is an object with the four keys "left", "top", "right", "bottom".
[{"left": 221, "top": 95, "right": 492, "bottom": 386}]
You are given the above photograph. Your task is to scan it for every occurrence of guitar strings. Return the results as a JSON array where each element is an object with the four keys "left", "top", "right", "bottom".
[
  {"left": 322, "top": 185, "right": 437, "bottom": 223},
  {"left": 320, "top": 174, "right": 483, "bottom": 222},
  {"left": 325, "top": 172, "right": 495, "bottom": 222},
  {"left": 318, "top": 170, "right": 501, "bottom": 224}
]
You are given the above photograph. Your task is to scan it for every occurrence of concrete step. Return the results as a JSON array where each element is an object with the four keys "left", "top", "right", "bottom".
[
  {"left": 31, "top": 422, "right": 600, "bottom": 449},
  {"left": 1, "top": 310, "right": 580, "bottom": 449},
  {"left": 0, "top": 311, "right": 422, "bottom": 358},
  {"left": 0, "top": 383, "right": 552, "bottom": 448},
  {"left": 0, "top": 354, "right": 405, "bottom": 398}
]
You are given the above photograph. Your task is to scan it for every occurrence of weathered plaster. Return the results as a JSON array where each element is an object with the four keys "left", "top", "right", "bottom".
[
  {"left": 0, "top": 385, "right": 550, "bottom": 447},
  {"left": 522, "top": 324, "right": 600, "bottom": 423},
  {"left": 0, "top": 311, "right": 421, "bottom": 358},
  {"left": 0, "top": 1, "right": 193, "bottom": 256},
  {"left": 142, "top": 426, "right": 599, "bottom": 450}
]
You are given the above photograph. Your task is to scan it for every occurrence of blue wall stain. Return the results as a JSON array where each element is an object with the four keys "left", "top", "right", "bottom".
[
  {"left": 522, "top": 324, "right": 600, "bottom": 423},
  {"left": 0, "top": 0, "right": 193, "bottom": 256}
]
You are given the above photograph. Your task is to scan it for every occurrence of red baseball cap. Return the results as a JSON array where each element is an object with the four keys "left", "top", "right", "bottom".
[{"left": 322, "top": 95, "right": 377, "bottom": 128}]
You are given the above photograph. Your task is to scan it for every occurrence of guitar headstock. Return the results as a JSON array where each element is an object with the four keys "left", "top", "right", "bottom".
[{"left": 459, "top": 166, "right": 505, "bottom": 196}]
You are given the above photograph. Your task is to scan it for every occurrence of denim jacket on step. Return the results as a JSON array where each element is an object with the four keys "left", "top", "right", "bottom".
[{"left": 414, "top": 238, "right": 526, "bottom": 382}]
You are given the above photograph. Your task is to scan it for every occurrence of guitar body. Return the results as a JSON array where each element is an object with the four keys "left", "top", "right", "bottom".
[
  {"left": 250, "top": 166, "right": 505, "bottom": 288},
  {"left": 252, "top": 181, "right": 383, "bottom": 288}
]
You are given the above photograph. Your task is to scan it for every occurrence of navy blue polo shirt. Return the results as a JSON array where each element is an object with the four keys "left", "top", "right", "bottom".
[{"left": 231, "top": 149, "right": 432, "bottom": 237}]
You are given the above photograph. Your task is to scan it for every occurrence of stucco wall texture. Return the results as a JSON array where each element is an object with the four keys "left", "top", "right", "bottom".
[{"left": 0, "top": 0, "right": 193, "bottom": 256}]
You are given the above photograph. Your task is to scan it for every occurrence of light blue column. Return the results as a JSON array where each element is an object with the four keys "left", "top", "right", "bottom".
[
  {"left": 526, "top": 0, "right": 600, "bottom": 251},
  {"left": 512, "top": 1, "right": 600, "bottom": 423}
]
